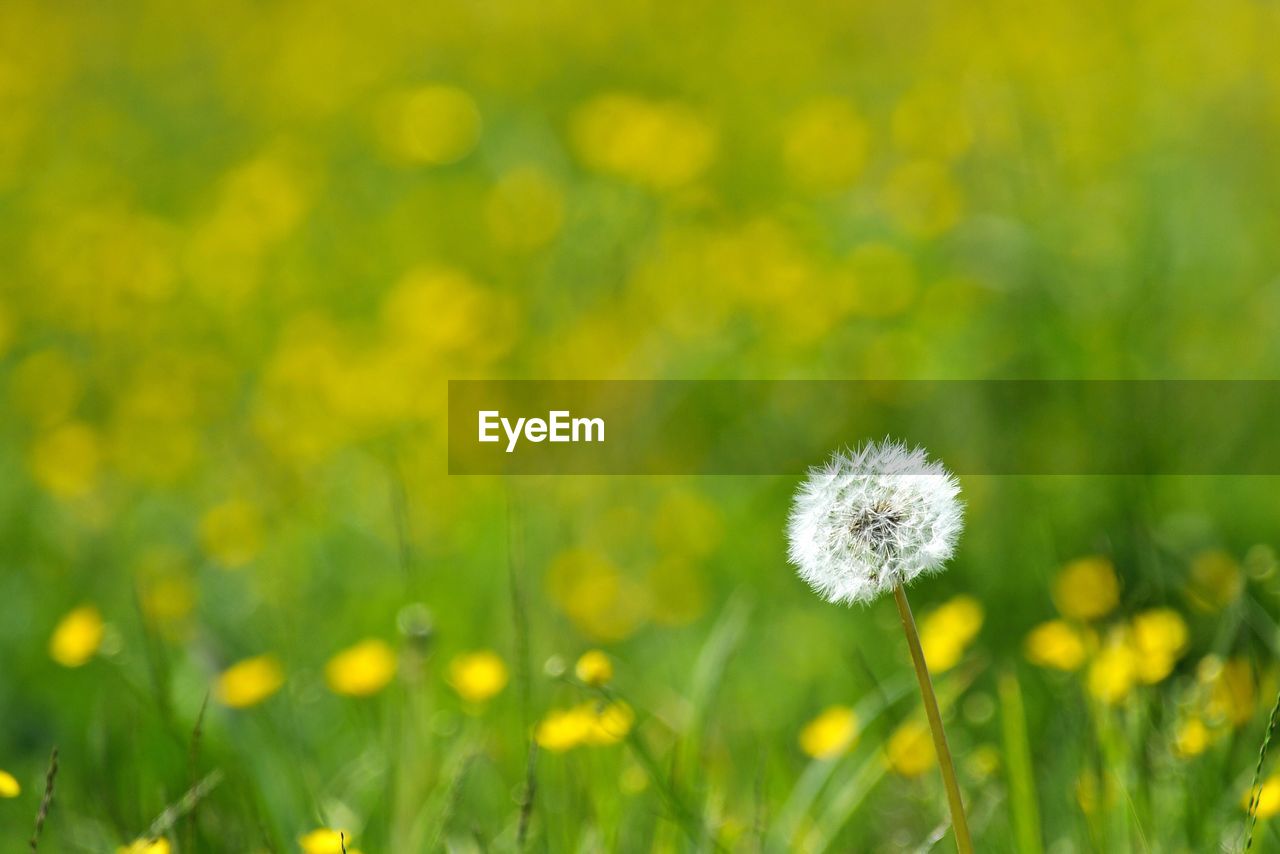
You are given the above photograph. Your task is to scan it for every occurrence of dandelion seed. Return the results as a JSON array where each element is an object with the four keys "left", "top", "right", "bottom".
[
  {"left": 787, "top": 440, "right": 971, "bottom": 853},
  {"left": 787, "top": 440, "right": 962, "bottom": 606}
]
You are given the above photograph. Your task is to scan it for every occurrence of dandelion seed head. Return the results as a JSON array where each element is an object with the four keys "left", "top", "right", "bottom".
[{"left": 787, "top": 440, "right": 963, "bottom": 605}]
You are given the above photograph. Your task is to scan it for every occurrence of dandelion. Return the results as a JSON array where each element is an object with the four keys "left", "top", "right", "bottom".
[
  {"left": 1024, "top": 620, "right": 1087, "bottom": 671},
  {"left": 1130, "top": 608, "right": 1189, "bottom": 684},
  {"left": 1087, "top": 636, "right": 1138, "bottom": 704},
  {"left": 574, "top": 650, "right": 613, "bottom": 686},
  {"left": 886, "top": 720, "right": 937, "bottom": 777},
  {"left": 799, "top": 706, "right": 859, "bottom": 759},
  {"left": 49, "top": 605, "right": 104, "bottom": 667},
  {"left": 0, "top": 769, "right": 19, "bottom": 797},
  {"left": 117, "top": 840, "right": 170, "bottom": 854},
  {"left": 1052, "top": 556, "right": 1119, "bottom": 621},
  {"left": 198, "top": 499, "right": 263, "bottom": 569},
  {"left": 447, "top": 650, "right": 508, "bottom": 704},
  {"left": 919, "top": 595, "right": 984, "bottom": 673},
  {"left": 1243, "top": 775, "right": 1280, "bottom": 820},
  {"left": 787, "top": 440, "right": 971, "bottom": 853},
  {"left": 215, "top": 655, "right": 284, "bottom": 708},
  {"left": 325, "top": 639, "right": 397, "bottom": 697},
  {"left": 1174, "top": 717, "right": 1212, "bottom": 758},
  {"left": 535, "top": 701, "right": 634, "bottom": 751},
  {"left": 299, "top": 828, "right": 359, "bottom": 854}
]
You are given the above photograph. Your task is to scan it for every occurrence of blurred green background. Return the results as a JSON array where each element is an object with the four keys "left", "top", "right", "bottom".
[{"left": 3, "top": 0, "right": 1280, "bottom": 850}]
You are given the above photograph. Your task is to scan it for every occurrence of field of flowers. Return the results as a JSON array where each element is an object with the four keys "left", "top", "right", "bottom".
[{"left": 3, "top": 0, "right": 1280, "bottom": 851}]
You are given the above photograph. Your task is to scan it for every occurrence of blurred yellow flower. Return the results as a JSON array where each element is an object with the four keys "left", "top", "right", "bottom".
[
  {"left": 447, "top": 650, "right": 508, "bottom": 704},
  {"left": 1187, "top": 550, "right": 1243, "bottom": 612},
  {"left": 29, "top": 422, "right": 100, "bottom": 498},
  {"left": 325, "top": 639, "right": 397, "bottom": 697},
  {"left": 571, "top": 94, "right": 715, "bottom": 190},
  {"left": 574, "top": 650, "right": 613, "bottom": 687},
  {"left": 199, "top": 499, "right": 264, "bottom": 569},
  {"left": 117, "top": 840, "right": 169, "bottom": 854},
  {"left": 886, "top": 720, "right": 936, "bottom": 777},
  {"left": 782, "top": 97, "right": 869, "bottom": 192},
  {"left": 1245, "top": 774, "right": 1280, "bottom": 820},
  {"left": 535, "top": 701, "right": 635, "bottom": 752},
  {"left": 299, "top": 828, "right": 358, "bottom": 854},
  {"left": 486, "top": 167, "right": 564, "bottom": 251},
  {"left": 799, "top": 706, "right": 859, "bottom": 760},
  {"left": 884, "top": 160, "right": 963, "bottom": 238},
  {"left": 546, "top": 549, "right": 649, "bottom": 642},
  {"left": 1130, "top": 608, "right": 1189, "bottom": 683},
  {"left": 1173, "top": 717, "right": 1212, "bottom": 759},
  {"left": 966, "top": 745, "right": 1001, "bottom": 780},
  {"left": 138, "top": 574, "right": 196, "bottom": 631},
  {"left": 891, "top": 85, "right": 973, "bottom": 162},
  {"left": 49, "top": 605, "right": 104, "bottom": 667},
  {"left": 1052, "top": 556, "right": 1120, "bottom": 621},
  {"left": 919, "top": 595, "right": 984, "bottom": 673},
  {"left": 1024, "top": 619, "right": 1087, "bottom": 671},
  {"left": 0, "top": 769, "right": 19, "bottom": 797},
  {"left": 1087, "top": 638, "right": 1137, "bottom": 704},
  {"left": 377, "top": 84, "right": 480, "bottom": 165},
  {"left": 1202, "top": 656, "right": 1255, "bottom": 728},
  {"left": 9, "top": 348, "right": 81, "bottom": 427},
  {"left": 215, "top": 655, "right": 284, "bottom": 709}
]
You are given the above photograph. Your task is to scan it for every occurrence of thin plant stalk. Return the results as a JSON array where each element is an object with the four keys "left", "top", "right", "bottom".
[{"left": 893, "top": 584, "right": 973, "bottom": 854}]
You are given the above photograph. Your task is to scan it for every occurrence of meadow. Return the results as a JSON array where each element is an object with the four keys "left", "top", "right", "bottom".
[{"left": 2, "top": 0, "right": 1280, "bottom": 850}]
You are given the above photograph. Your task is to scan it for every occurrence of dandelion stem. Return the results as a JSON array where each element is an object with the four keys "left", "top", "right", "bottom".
[{"left": 893, "top": 584, "right": 973, "bottom": 854}]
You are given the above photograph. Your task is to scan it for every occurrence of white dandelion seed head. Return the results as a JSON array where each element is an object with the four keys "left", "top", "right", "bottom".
[{"left": 787, "top": 439, "right": 964, "bottom": 606}]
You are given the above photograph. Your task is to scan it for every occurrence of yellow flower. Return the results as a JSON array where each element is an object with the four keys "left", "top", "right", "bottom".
[
  {"left": 886, "top": 720, "right": 936, "bottom": 777},
  {"left": 215, "top": 655, "right": 284, "bottom": 708},
  {"left": 117, "top": 840, "right": 170, "bottom": 854},
  {"left": 1245, "top": 774, "right": 1280, "bottom": 820},
  {"left": 570, "top": 94, "right": 716, "bottom": 190},
  {"left": 574, "top": 650, "right": 613, "bottom": 687},
  {"left": 1024, "top": 620, "right": 1087, "bottom": 671},
  {"left": 299, "top": 828, "right": 355, "bottom": 854},
  {"left": 919, "top": 595, "right": 984, "bottom": 673},
  {"left": 1087, "top": 638, "right": 1138, "bottom": 704},
  {"left": 1174, "top": 717, "right": 1212, "bottom": 759},
  {"left": 325, "top": 639, "right": 397, "bottom": 697},
  {"left": 49, "top": 605, "right": 104, "bottom": 667},
  {"left": 1130, "top": 608, "right": 1189, "bottom": 684},
  {"left": 1052, "top": 556, "right": 1120, "bottom": 621},
  {"left": 1203, "top": 656, "right": 1255, "bottom": 728},
  {"left": 199, "top": 499, "right": 264, "bottom": 569},
  {"left": 376, "top": 85, "right": 480, "bottom": 165},
  {"left": 799, "top": 706, "right": 859, "bottom": 760},
  {"left": 0, "top": 769, "right": 19, "bottom": 797},
  {"left": 1188, "top": 550, "right": 1243, "bottom": 612},
  {"left": 29, "top": 422, "right": 100, "bottom": 498},
  {"left": 535, "top": 702, "right": 635, "bottom": 752},
  {"left": 782, "top": 97, "right": 869, "bottom": 192},
  {"left": 447, "top": 650, "right": 508, "bottom": 704},
  {"left": 535, "top": 706, "right": 593, "bottom": 752}
]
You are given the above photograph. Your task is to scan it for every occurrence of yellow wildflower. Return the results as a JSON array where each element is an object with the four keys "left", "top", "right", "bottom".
[
  {"left": 0, "top": 769, "right": 19, "bottom": 797},
  {"left": 574, "top": 650, "right": 613, "bottom": 687},
  {"left": 29, "top": 422, "right": 100, "bottom": 498},
  {"left": 299, "top": 828, "right": 355, "bottom": 854},
  {"left": 1087, "top": 638, "right": 1138, "bottom": 704},
  {"left": 886, "top": 720, "right": 936, "bottom": 777},
  {"left": 215, "top": 655, "right": 284, "bottom": 708},
  {"left": 1245, "top": 774, "right": 1280, "bottom": 820},
  {"left": 1174, "top": 717, "right": 1212, "bottom": 758},
  {"left": 377, "top": 85, "right": 480, "bottom": 165},
  {"left": 1203, "top": 657, "right": 1255, "bottom": 728},
  {"left": 1130, "top": 608, "right": 1189, "bottom": 683},
  {"left": 1024, "top": 620, "right": 1087, "bottom": 671},
  {"left": 919, "top": 595, "right": 984, "bottom": 673},
  {"left": 447, "top": 650, "right": 508, "bottom": 704},
  {"left": 1188, "top": 550, "right": 1243, "bottom": 612},
  {"left": 782, "top": 97, "right": 869, "bottom": 192},
  {"left": 966, "top": 745, "right": 1001, "bottom": 780},
  {"left": 199, "top": 499, "right": 264, "bottom": 569},
  {"left": 581, "top": 701, "right": 635, "bottom": 746},
  {"left": 1052, "top": 556, "right": 1120, "bottom": 621},
  {"left": 799, "top": 706, "right": 859, "bottom": 760},
  {"left": 117, "top": 840, "right": 170, "bottom": 854},
  {"left": 325, "top": 639, "right": 397, "bottom": 697},
  {"left": 535, "top": 706, "right": 592, "bottom": 752},
  {"left": 570, "top": 94, "right": 715, "bottom": 190},
  {"left": 49, "top": 605, "right": 104, "bottom": 667}
]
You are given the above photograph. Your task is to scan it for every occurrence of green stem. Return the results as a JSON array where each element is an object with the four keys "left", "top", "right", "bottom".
[{"left": 893, "top": 584, "right": 974, "bottom": 854}]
